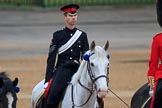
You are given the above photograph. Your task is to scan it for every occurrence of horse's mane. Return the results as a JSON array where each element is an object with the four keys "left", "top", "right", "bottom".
[
  {"left": 94, "top": 46, "right": 107, "bottom": 58},
  {"left": 70, "top": 60, "right": 87, "bottom": 85},
  {"left": 0, "top": 72, "right": 13, "bottom": 88},
  {"left": 0, "top": 72, "right": 7, "bottom": 76},
  {"left": 0, "top": 72, "right": 9, "bottom": 80},
  {"left": 70, "top": 46, "right": 106, "bottom": 85}
]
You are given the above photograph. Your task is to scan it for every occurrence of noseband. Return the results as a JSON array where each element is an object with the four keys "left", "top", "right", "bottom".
[
  {"left": 71, "top": 61, "right": 109, "bottom": 108},
  {"left": 87, "top": 62, "right": 109, "bottom": 85}
]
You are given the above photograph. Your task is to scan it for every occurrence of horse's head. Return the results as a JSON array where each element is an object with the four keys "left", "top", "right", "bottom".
[
  {"left": 0, "top": 72, "right": 18, "bottom": 108},
  {"left": 83, "top": 41, "right": 109, "bottom": 98}
]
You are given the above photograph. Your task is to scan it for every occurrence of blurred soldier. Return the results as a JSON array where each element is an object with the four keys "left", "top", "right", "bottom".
[
  {"left": 44, "top": 4, "right": 89, "bottom": 108},
  {"left": 147, "top": 0, "right": 162, "bottom": 108}
]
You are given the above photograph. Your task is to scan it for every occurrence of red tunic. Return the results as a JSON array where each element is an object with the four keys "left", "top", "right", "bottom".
[{"left": 147, "top": 33, "right": 162, "bottom": 81}]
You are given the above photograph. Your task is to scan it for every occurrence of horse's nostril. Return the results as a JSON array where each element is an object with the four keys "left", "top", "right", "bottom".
[
  {"left": 98, "top": 90, "right": 108, "bottom": 98},
  {"left": 98, "top": 88, "right": 107, "bottom": 92}
]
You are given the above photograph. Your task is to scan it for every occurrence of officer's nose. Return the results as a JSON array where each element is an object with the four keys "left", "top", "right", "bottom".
[{"left": 72, "top": 17, "right": 76, "bottom": 21}]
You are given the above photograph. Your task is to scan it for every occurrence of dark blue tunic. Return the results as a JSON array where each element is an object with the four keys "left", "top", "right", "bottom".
[{"left": 45, "top": 27, "right": 89, "bottom": 106}]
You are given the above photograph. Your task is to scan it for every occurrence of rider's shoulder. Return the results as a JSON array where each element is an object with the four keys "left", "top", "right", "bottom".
[
  {"left": 153, "top": 32, "right": 162, "bottom": 39},
  {"left": 54, "top": 28, "right": 64, "bottom": 34},
  {"left": 52, "top": 28, "right": 65, "bottom": 38},
  {"left": 77, "top": 29, "right": 87, "bottom": 37}
]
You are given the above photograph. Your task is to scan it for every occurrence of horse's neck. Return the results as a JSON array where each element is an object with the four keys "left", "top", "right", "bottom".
[
  {"left": 73, "top": 62, "right": 97, "bottom": 107},
  {"left": 71, "top": 61, "right": 92, "bottom": 87},
  {"left": 79, "top": 63, "right": 92, "bottom": 88},
  {"left": 68, "top": 61, "right": 97, "bottom": 107}
]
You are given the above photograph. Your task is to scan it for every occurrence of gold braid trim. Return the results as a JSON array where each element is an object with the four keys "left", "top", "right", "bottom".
[{"left": 148, "top": 76, "right": 155, "bottom": 89}]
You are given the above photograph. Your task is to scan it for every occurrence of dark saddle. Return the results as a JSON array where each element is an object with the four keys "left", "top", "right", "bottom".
[{"left": 142, "top": 97, "right": 151, "bottom": 108}]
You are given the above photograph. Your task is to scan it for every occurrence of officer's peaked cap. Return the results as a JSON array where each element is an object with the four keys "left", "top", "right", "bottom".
[{"left": 60, "top": 4, "right": 79, "bottom": 13}]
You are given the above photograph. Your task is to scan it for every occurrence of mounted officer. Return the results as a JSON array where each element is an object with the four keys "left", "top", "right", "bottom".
[{"left": 44, "top": 4, "right": 89, "bottom": 108}]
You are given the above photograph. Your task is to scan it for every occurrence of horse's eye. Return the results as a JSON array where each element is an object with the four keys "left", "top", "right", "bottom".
[
  {"left": 90, "top": 63, "right": 94, "bottom": 67},
  {"left": 107, "top": 54, "right": 110, "bottom": 59}
]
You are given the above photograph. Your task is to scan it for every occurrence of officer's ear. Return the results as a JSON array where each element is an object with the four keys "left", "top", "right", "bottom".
[
  {"left": 64, "top": 13, "right": 67, "bottom": 16},
  {"left": 64, "top": 14, "right": 67, "bottom": 21}
]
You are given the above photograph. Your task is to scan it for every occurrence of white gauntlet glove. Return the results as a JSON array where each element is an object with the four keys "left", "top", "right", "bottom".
[
  {"left": 44, "top": 82, "right": 48, "bottom": 89},
  {"left": 149, "top": 88, "right": 153, "bottom": 97}
]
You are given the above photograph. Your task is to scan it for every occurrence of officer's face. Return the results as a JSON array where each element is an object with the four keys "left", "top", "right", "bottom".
[{"left": 64, "top": 13, "right": 77, "bottom": 26}]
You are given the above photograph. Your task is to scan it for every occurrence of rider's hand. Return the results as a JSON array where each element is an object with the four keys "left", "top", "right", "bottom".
[
  {"left": 148, "top": 76, "right": 155, "bottom": 97},
  {"left": 148, "top": 76, "right": 155, "bottom": 89},
  {"left": 44, "top": 82, "right": 48, "bottom": 89}
]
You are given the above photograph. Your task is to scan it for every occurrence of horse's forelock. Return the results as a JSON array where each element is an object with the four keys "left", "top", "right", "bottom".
[
  {"left": 94, "top": 46, "right": 107, "bottom": 58},
  {"left": 71, "top": 50, "right": 90, "bottom": 84},
  {"left": 71, "top": 47, "right": 107, "bottom": 85}
]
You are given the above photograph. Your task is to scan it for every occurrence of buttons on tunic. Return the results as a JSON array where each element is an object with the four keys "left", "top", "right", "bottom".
[{"left": 70, "top": 49, "right": 73, "bottom": 60}]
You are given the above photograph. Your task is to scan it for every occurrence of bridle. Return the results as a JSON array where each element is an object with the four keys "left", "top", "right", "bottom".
[
  {"left": 71, "top": 61, "right": 109, "bottom": 108},
  {"left": 87, "top": 62, "right": 109, "bottom": 87}
]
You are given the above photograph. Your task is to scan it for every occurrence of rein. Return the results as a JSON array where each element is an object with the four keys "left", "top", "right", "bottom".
[
  {"left": 71, "top": 83, "right": 93, "bottom": 108},
  {"left": 87, "top": 62, "right": 109, "bottom": 89},
  {"left": 71, "top": 61, "right": 109, "bottom": 108}
]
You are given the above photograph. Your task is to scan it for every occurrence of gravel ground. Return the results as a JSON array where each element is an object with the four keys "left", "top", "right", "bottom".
[{"left": 0, "top": 6, "right": 160, "bottom": 108}]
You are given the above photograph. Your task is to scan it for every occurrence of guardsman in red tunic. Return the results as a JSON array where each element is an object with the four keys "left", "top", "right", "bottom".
[{"left": 147, "top": 0, "right": 162, "bottom": 108}]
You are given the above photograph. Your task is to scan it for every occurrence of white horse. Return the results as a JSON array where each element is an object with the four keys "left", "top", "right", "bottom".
[{"left": 31, "top": 41, "right": 110, "bottom": 108}]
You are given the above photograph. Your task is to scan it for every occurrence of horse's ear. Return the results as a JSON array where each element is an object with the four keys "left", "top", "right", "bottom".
[
  {"left": 12, "top": 78, "right": 18, "bottom": 87},
  {"left": 104, "top": 41, "right": 109, "bottom": 51},
  {"left": 90, "top": 40, "right": 96, "bottom": 51},
  {"left": 0, "top": 77, "right": 4, "bottom": 87}
]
